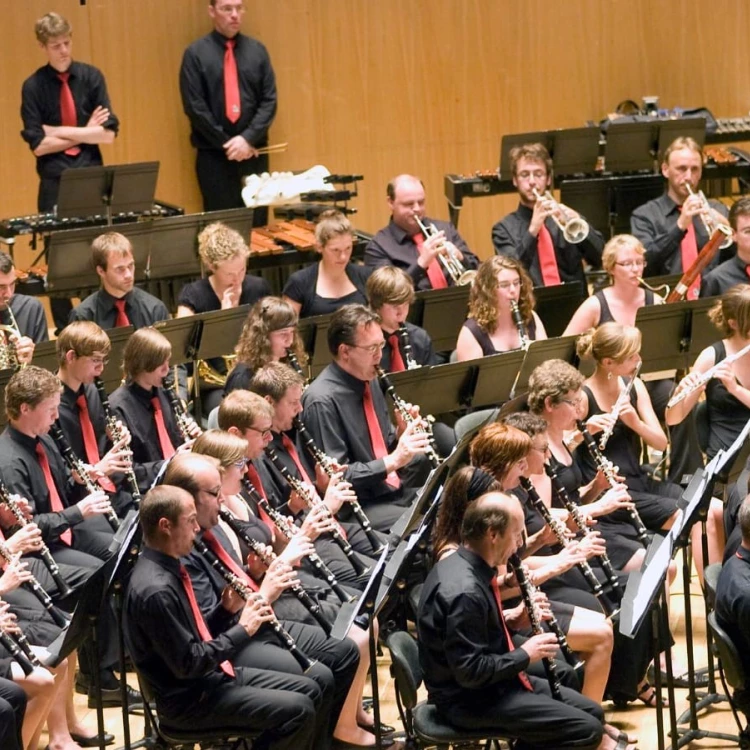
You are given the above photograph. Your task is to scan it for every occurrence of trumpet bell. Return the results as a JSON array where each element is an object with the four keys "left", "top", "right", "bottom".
[
  {"left": 563, "top": 217, "right": 589, "bottom": 244},
  {"left": 717, "top": 223, "right": 734, "bottom": 250}
]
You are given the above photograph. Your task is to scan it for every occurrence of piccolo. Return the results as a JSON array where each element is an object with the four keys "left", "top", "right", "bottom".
[
  {"left": 93, "top": 377, "right": 142, "bottom": 507},
  {"left": 164, "top": 383, "right": 203, "bottom": 442},
  {"left": 48, "top": 424, "right": 120, "bottom": 532},
  {"left": 0, "top": 486, "right": 73, "bottom": 599},
  {"left": 293, "top": 417, "right": 384, "bottom": 554},
  {"left": 396, "top": 323, "right": 420, "bottom": 370},
  {"left": 218, "top": 508, "right": 332, "bottom": 635},
  {"left": 194, "top": 539, "right": 315, "bottom": 673},
  {"left": 598, "top": 361, "right": 642, "bottom": 450},
  {"left": 509, "top": 299, "right": 530, "bottom": 351},
  {"left": 265, "top": 446, "right": 369, "bottom": 578}
]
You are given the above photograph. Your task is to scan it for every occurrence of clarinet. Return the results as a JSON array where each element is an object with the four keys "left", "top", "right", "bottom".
[
  {"left": 293, "top": 417, "right": 385, "bottom": 554},
  {"left": 397, "top": 323, "right": 420, "bottom": 370},
  {"left": 519, "top": 477, "right": 615, "bottom": 618},
  {"left": 93, "top": 377, "right": 141, "bottom": 507},
  {"left": 241, "top": 477, "right": 354, "bottom": 604},
  {"left": 265, "top": 447, "right": 369, "bottom": 577},
  {"left": 576, "top": 420, "right": 649, "bottom": 546},
  {"left": 0, "top": 486, "right": 73, "bottom": 600},
  {"left": 0, "top": 537, "right": 69, "bottom": 628},
  {"left": 48, "top": 425, "right": 120, "bottom": 532},
  {"left": 285, "top": 349, "right": 310, "bottom": 388},
  {"left": 376, "top": 367, "right": 441, "bottom": 468},
  {"left": 218, "top": 508, "right": 332, "bottom": 635},
  {"left": 164, "top": 383, "right": 203, "bottom": 442},
  {"left": 507, "top": 554, "right": 563, "bottom": 700},
  {"left": 509, "top": 299, "right": 530, "bottom": 351},
  {"left": 194, "top": 539, "right": 315, "bottom": 672},
  {"left": 0, "top": 624, "right": 39, "bottom": 676}
]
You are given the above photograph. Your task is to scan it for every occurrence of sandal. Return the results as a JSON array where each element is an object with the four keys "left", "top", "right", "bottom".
[
  {"left": 637, "top": 681, "right": 668, "bottom": 708},
  {"left": 604, "top": 725, "right": 637, "bottom": 745}
]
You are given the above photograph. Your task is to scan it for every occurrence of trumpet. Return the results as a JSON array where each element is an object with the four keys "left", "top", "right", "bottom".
[
  {"left": 0, "top": 305, "right": 22, "bottom": 371},
  {"left": 413, "top": 214, "right": 474, "bottom": 286},
  {"left": 397, "top": 323, "right": 420, "bottom": 370},
  {"left": 532, "top": 188, "right": 589, "bottom": 244},
  {"left": 598, "top": 360, "right": 642, "bottom": 450},
  {"left": 667, "top": 340, "right": 750, "bottom": 408},
  {"left": 684, "top": 183, "right": 733, "bottom": 250},
  {"left": 509, "top": 300, "right": 530, "bottom": 351}
]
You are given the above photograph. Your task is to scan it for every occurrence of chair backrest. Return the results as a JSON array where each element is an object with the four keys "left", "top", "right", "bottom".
[
  {"left": 707, "top": 610, "right": 747, "bottom": 691},
  {"left": 386, "top": 630, "right": 422, "bottom": 711},
  {"left": 454, "top": 407, "right": 500, "bottom": 441},
  {"left": 703, "top": 562, "right": 722, "bottom": 610},
  {"left": 207, "top": 405, "right": 220, "bottom": 430}
]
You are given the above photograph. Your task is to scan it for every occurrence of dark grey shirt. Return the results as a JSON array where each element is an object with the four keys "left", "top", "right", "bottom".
[
  {"left": 4, "top": 295, "right": 48, "bottom": 343},
  {"left": 69, "top": 286, "right": 169, "bottom": 330},
  {"left": 715, "top": 545, "right": 750, "bottom": 691},
  {"left": 701, "top": 254, "right": 749, "bottom": 298}
]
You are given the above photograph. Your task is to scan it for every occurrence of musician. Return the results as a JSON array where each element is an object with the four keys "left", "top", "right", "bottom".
[
  {"left": 364, "top": 174, "right": 479, "bottom": 291},
  {"left": 109, "top": 328, "right": 184, "bottom": 493},
  {"left": 366, "top": 266, "right": 441, "bottom": 371},
  {"left": 702, "top": 197, "right": 750, "bottom": 297},
  {"left": 124, "top": 484, "right": 320, "bottom": 749},
  {"left": 225, "top": 296, "right": 309, "bottom": 396},
  {"left": 630, "top": 136, "right": 731, "bottom": 292},
  {"left": 179, "top": 0, "right": 277, "bottom": 213},
  {"left": 283, "top": 210, "right": 371, "bottom": 318},
  {"left": 417, "top": 492, "right": 611, "bottom": 750},
  {"left": 0, "top": 670, "right": 24, "bottom": 750},
  {"left": 0, "top": 252, "right": 48, "bottom": 366},
  {"left": 491, "top": 143, "right": 603, "bottom": 288},
  {"left": 456, "top": 256, "right": 547, "bottom": 361},
  {"left": 301, "top": 304, "right": 432, "bottom": 532},
  {"left": 69, "top": 232, "right": 169, "bottom": 329}
]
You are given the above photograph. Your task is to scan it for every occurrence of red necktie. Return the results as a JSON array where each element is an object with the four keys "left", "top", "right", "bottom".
[
  {"left": 363, "top": 382, "right": 400, "bottom": 489},
  {"left": 491, "top": 575, "right": 533, "bottom": 691},
  {"left": 151, "top": 396, "right": 176, "bottom": 459},
  {"left": 178, "top": 564, "right": 235, "bottom": 677},
  {"left": 35, "top": 442, "right": 72, "bottom": 545},
  {"left": 76, "top": 395, "right": 116, "bottom": 492},
  {"left": 113, "top": 299, "right": 130, "bottom": 328},
  {"left": 57, "top": 73, "right": 81, "bottom": 156},
  {"left": 245, "top": 464, "right": 276, "bottom": 535},
  {"left": 203, "top": 529, "right": 259, "bottom": 592},
  {"left": 224, "top": 40, "right": 241, "bottom": 124},
  {"left": 412, "top": 233, "right": 448, "bottom": 289},
  {"left": 679, "top": 212, "right": 701, "bottom": 300},
  {"left": 388, "top": 333, "right": 406, "bottom": 372},
  {"left": 537, "top": 224, "right": 562, "bottom": 286}
]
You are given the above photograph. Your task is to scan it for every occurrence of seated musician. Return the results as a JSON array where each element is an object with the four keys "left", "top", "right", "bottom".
[
  {"left": 69, "top": 231, "right": 169, "bottom": 328},
  {"left": 283, "top": 210, "right": 371, "bottom": 318},
  {"left": 225, "top": 296, "right": 308, "bottom": 396},
  {"left": 0, "top": 666, "right": 25, "bottom": 750},
  {"left": 123, "top": 484, "right": 321, "bottom": 749},
  {"left": 301, "top": 304, "right": 432, "bottom": 532},
  {"left": 364, "top": 174, "right": 479, "bottom": 290},
  {"left": 702, "top": 197, "right": 750, "bottom": 297},
  {"left": 491, "top": 142, "right": 604, "bottom": 288},
  {"left": 630, "top": 136, "right": 732, "bottom": 297},
  {"left": 455, "top": 256, "right": 547, "bottom": 361},
  {"left": 366, "top": 266, "right": 441, "bottom": 371},
  {"left": 417, "top": 491, "right": 616, "bottom": 750},
  {"left": 0, "top": 251, "right": 48, "bottom": 366}
]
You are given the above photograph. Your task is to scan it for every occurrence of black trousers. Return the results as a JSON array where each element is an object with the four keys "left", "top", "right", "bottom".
[{"left": 0, "top": 678, "right": 26, "bottom": 750}]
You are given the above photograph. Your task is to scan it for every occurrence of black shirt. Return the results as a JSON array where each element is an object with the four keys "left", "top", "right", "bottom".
[
  {"left": 69, "top": 287, "right": 169, "bottom": 330},
  {"left": 177, "top": 276, "right": 271, "bottom": 314},
  {"left": 630, "top": 193, "right": 730, "bottom": 277},
  {"left": 701, "top": 254, "right": 750, "bottom": 298},
  {"left": 364, "top": 217, "right": 479, "bottom": 291},
  {"left": 57, "top": 382, "right": 109, "bottom": 462},
  {"left": 20, "top": 61, "right": 119, "bottom": 180},
  {"left": 3, "top": 295, "right": 48, "bottom": 344},
  {"left": 491, "top": 203, "right": 603, "bottom": 288},
  {"left": 715, "top": 545, "right": 750, "bottom": 688},
  {"left": 416, "top": 546, "right": 530, "bottom": 708},
  {"left": 379, "top": 322, "right": 439, "bottom": 371},
  {"left": 224, "top": 362, "right": 255, "bottom": 396},
  {"left": 179, "top": 30, "right": 277, "bottom": 151},
  {"left": 460, "top": 317, "right": 539, "bottom": 357},
  {"left": 282, "top": 263, "right": 370, "bottom": 318}
]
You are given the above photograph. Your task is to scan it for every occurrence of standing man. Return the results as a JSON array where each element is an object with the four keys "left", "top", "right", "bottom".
[
  {"left": 701, "top": 197, "right": 750, "bottom": 297},
  {"left": 180, "top": 0, "right": 277, "bottom": 214},
  {"left": 491, "top": 143, "right": 603, "bottom": 290},
  {"left": 364, "top": 175, "right": 479, "bottom": 291}
]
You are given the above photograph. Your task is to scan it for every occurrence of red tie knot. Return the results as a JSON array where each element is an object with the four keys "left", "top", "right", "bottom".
[
  {"left": 57, "top": 72, "right": 70, "bottom": 83},
  {"left": 226, "top": 39, "right": 236, "bottom": 50}
]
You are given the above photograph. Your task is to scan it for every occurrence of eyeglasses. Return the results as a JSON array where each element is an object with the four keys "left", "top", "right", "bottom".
[
  {"left": 216, "top": 3, "right": 246, "bottom": 13},
  {"left": 351, "top": 341, "right": 386, "bottom": 355},
  {"left": 201, "top": 486, "right": 222, "bottom": 499},
  {"left": 248, "top": 425, "right": 273, "bottom": 439},
  {"left": 531, "top": 443, "right": 550, "bottom": 453},
  {"left": 87, "top": 357, "right": 109, "bottom": 367},
  {"left": 560, "top": 396, "right": 583, "bottom": 407},
  {"left": 614, "top": 260, "right": 647, "bottom": 269},
  {"left": 234, "top": 457, "right": 249, "bottom": 469}
]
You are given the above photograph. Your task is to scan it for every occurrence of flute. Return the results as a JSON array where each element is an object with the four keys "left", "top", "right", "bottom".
[
  {"left": 48, "top": 424, "right": 120, "bottom": 532},
  {"left": 194, "top": 539, "right": 316, "bottom": 673},
  {"left": 164, "top": 383, "right": 203, "bottom": 442},
  {"left": 93, "top": 377, "right": 142, "bottom": 507},
  {"left": 396, "top": 323, "right": 420, "bottom": 370},
  {"left": 218, "top": 508, "right": 332, "bottom": 635},
  {"left": 598, "top": 361, "right": 642, "bottom": 450},
  {"left": 292, "top": 417, "right": 385, "bottom": 554},
  {"left": 509, "top": 299, "right": 530, "bottom": 351}
]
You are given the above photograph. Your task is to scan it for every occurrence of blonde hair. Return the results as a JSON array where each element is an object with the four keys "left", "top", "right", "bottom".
[
  {"left": 315, "top": 210, "right": 354, "bottom": 248},
  {"left": 468, "top": 256, "right": 535, "bottom": 332},
  {"left": 601, "top": 234, "right": 646, "bottom": 276},
  {"left": 662, "top": 136, "right": 703, "bottom": 164},
  {"left": 708, "top": 284, "right": 750, "bottom": 338},
  {"left": 192, "top": 429, "right": 248, "bottom": 469},
  {"left": 576, "top": 322, "right": 641, "bottom": 363},
  {"left": 122, "top": 328, "right": 171, "bottom": 380},
  {"left": 366, "top": 266, "right": 415, "bottom": 309},
  {"left": 35, "top": 12, "right": 70, "bottom": 44},
  {"left": 56, "top": 321, "right": 111, "bottom": 367},
  {"left": 218, "top": 390, "right": 273, "bottom": 432},
  {"left": 198, "top": 222, "right": 249, "bottom": 270}
]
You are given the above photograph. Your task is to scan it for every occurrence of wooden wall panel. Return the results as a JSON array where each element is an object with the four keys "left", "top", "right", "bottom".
[{"left": 1, "top": 0, "right": 749, "bottom": 273}]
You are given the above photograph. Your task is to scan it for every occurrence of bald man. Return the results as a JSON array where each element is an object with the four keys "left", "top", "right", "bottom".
[{"left": 364, "top": 174, "right": 479, "bottom": 291}]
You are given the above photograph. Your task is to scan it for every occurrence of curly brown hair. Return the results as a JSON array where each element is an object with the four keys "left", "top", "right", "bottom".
[
  {"left": 709, "top": 284, "right": 750, "bottom": 338},
  {"left": 468, "top": 256, "right": 535, "bottom": 333}
]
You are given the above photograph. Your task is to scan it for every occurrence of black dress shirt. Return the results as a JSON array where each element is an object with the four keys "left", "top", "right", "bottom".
[
  {"left": 58, "top": 382, "right": 109, "bottom": 462},
  {"left": 20, "top": 61, "right": 119, "bottom": 180},
  {"left": 4, "top": 295, "right": 49, "bottom": 343},
  {"left": 124, "top": 546, "right": 250, "bottom": 719},
  {"left": 701, "top": 254, "right": 750, "bottom": 298},
  {"left": 416, "top": 546, "right": 530, "bottom": 708},
  {"left": 630, "top": 193, "right": 730, "bottom": 277},
  {"left": 179, "top": 30, "right": 277, "bottom": 151},
  {"left": 364, "top": 218, "right": 479, "bottom": 292},
  {"left": 715, "top": 545, "right": 750, "bottom": 691},
  {"left": 491, "top": 203, "right": 603, "bottom": 288},
  {"left": 69, "top": 286, "right": 169, "bottom": 330},
  {"left": 282, "top": 263, "right": 371, "bottom": 318},
  {"left": 177, "top": 276, "right": 271, "bottom": 313},
  {"left": 379, "top": 322, "right": 439, "bottom": 371},
  {"left": 224, "top": 362, "right": 255, "bottom": 396}
]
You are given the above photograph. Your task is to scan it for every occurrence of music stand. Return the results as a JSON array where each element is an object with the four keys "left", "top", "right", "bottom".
[
  {"left": 100, "top": 326, "right": 136, "bottom": 392},
  {"left": 685, "top": 298, "right": 720, "bottom": 359},
  {"left": 657, "top": 118, "right": 706, "bottom": 160},
  {"left": 471, "top": 350, "right": 526, "bottom": 409},
  {"left": 604, "top": 121, "right": 657, "bottom": 173},
  {"left": 30, "top": 340, "right": 58, "bottom": 372},
  {"left": 310, "top": 315, "right": 334, "bottom": 377},
  {"left": 559, "top": 179, "right": 612, "bottom": 240},
  {"left": 194, "top": 306, "right": 250, "bottom": 362},
  {"left": 500, "top": 131, "right": 553, "bottom": 178},
  {"left": 296, "top": 315, "right": 318, "bottom": 358},
  {"left": 152, "top": 317, "right": 201, "bottom": 367},
  {"left": 636, "top": 302, "right": 695, "bottom": 373},
  {"left": 409, "top": 286, "right": 471, "bottom": 353},
  {"left": 609, "top": 174, "right": 664, "bottom": 235},
  {"left": 513, "top": 335, "right": 579, "bottom": 395},
  {"left": 390, "top": 463, "right": 451, "bottom": 541},
  {"left": 551, "top": 126, "right": 600, "bottom": 177},
  {"left": 388, "top": 360, "right": 478, "bottom": 416},
  {"left": 533, "top": 281, "right": 585, "bottom": 338}
]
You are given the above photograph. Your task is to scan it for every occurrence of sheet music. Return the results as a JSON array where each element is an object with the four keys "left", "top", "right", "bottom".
[{"left": 632, "top": 534, "right": 673, "bottom": 615}]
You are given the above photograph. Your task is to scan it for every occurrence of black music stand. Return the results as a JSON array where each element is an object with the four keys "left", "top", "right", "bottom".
[
  {"left": 559, "top": 179, "right": 613, "bottom": 240},
  {"left": 657, "top": 118, "right": 706, "bottom": 160},
  {"left": 533, "top": 281, "right": 585, "bottom": 338},
  {"left": 29, "top": 340, "right": 58, "bottom": 372},
  {"left": 609, "top": 174, "right": 664, "bottom": 236},
  {"left": 309, "top": 315, "right": 334, "bottom": 378},
  {"left": 471, "top": 350, "right": 526, "bottom": 409},
  {"left": 551, "top": 126, "right": 600, "bottom": 177},
  {"left": 100, "top": 326, "right": 136, "bottom": 392},
  {"left": 193, "top": 307, "right": 251, "bottom": 363},
  {"left": 604, "top": 121, "right": 657, "bottom": 173},
  {"left": 152, "top": 317, "right": 201, "bottom": 368},
  {"left": 685, "top": 298, "right": 720, "bottom": 359},
  {"left": 513, "top": 335, "right": 579, "bottom": 396},
  {"left": 390, "top": 462, "right": 451, "bottom": 541},
  {"left": 388, "top": 360, "right": 478, "bottom": 416},
  {"left": 296, "top": 315, "right": 318, "bottom": 358},
  {"left": 500, "top": 131, "right": 553, "bottom": 178},
  {"left": 409, "top": 286, "right": 471, "bottom": 353},
  {"left": 636, "top": 301, "right": 696, "bottom": 374}
]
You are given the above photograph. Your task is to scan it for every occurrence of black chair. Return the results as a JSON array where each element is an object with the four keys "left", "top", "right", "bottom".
[
  {"left": 385, "top": 630, "right": 511, "bottom": 750},
  {"left": 706, "top": 611, "right": 750, "bottom": 748},
  {"left": 703, "top": 562, "right": 722, "bottom": 611}
]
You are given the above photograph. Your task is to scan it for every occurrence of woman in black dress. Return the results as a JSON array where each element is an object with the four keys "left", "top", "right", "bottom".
[{"left": 283, "top": 210, "right": 371, "bottom": 318}]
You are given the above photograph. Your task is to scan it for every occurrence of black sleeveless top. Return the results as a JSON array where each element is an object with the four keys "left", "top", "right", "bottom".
[
  {"left": 462, "top": 316, "right": 538, "bottom": 356},
  {"left": 595, "top": 288, "right": 654, "bottom": 325}
]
